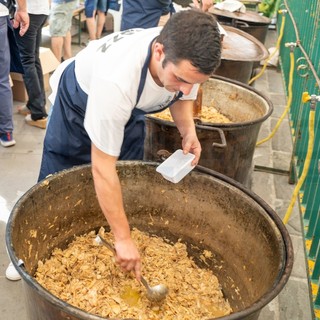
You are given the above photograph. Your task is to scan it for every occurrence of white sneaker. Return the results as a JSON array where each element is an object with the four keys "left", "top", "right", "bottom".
[{"left": 5, "top": 262, "right": 21, "bottom": 281}]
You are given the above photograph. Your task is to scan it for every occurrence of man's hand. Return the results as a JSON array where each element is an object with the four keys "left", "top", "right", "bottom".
[
  {"left": 114, "top": 238, "right": 142, "bottom": 281},
  {"left": 169, "top": 99, "right": 202, "bottom": 166},
  {"left": 181, "top": 132, "right": 202, "bottom": 166},
  {"left": 192, "top": 0, "right": 213, "bottom": 12},
  {"left": 12, "top": 0, "right": 29, "bottom": 36}
]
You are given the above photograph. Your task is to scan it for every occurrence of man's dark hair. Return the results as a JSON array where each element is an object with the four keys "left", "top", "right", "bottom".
[{"left": 157, "top": 9, "right": 221, "bottom": 75}]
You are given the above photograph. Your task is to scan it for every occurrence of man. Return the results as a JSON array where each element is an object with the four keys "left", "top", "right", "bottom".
[
  {"left": 39, "top": 9, "right": 221, "bottom": 280},
  {"left": 15, "top": 0, "right": 50, "bottom": 129},
  {"left": 1, "top": 0, "right": 29, "bottom": 280},
  {"left": 85, "top": 0, "right": 109, "bottom": 41},
  {"left": 0, "top": 0, "right": 29, "bottom": 147},
  {"left": 49, "top": 0, "right": 77, "bottom": 62}
]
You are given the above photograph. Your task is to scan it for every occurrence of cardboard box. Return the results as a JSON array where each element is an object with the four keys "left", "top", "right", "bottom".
[{"left": 11, "top": 47, "right": 60, "bottom": 102}]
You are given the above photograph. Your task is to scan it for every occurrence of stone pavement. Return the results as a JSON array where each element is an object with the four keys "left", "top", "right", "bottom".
[{"left": 0, "top": 29, "right": 314, "bottom": 319}]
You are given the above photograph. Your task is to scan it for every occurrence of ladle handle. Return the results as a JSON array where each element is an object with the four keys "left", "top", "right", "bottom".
[
  {"left": 97, "top": 235, "right": 116, "bottom": 255},
  {"left": 139, "top": 276, "right": 151, "bottom": 290},
  {"left": 96, "top": 235, "right": 150, "bottom": 290}
]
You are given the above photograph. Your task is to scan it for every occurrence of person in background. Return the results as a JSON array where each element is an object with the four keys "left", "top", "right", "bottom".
[
  {"left": 120, "top": 0, "right": 173, "bottom": 30},
  {"left": 1, "top": 0, "right": 29, "bottom": 280},
  {"left": 15, "top": 0, "right": 50, "bottom": 129},
  {"left": 38, "top": 9, "right": 221, "bottom": 280},
  {"left": 120, "top": 0, "right": 214, "bottom": 31},
  {"left": 85, "top": 0, "right": 109, "bottom": 40},
  {"left": 0, "top": 0, "right": 29, "bottom": 148},
  {"left": 49, "top": 0, "right": 77, "bottom": 62}
]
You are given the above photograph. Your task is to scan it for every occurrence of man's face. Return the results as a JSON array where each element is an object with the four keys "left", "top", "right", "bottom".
[{"left": 158, "top": 58, "right": 210, "bottom": 95}]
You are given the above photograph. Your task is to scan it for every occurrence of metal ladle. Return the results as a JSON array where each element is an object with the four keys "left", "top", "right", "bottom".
[{"left": 95, "top": 235, "right": 169, "bottom": 303}]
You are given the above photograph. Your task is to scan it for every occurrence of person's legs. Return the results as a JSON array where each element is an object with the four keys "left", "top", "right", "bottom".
[
  {"left": 63, "top": 30, "right": 72, "bottom": 59},
  {"left": 50, "top": 1, "right": 76, "bottom": 61},
  {"left": 15, "top": 14, "right": 48, "bottom": 120},
  {"left": 51, "top": 36, "right": 64, "bottom": 62},
  {"left": 85, "top": 0, "right": 98, "bottom": 40},
  {"left": 86, "top": 15, "right": 97, "bottom": 40},
  {"left": 0, "top": 16, "right": 15, "bottom": 147},
  {"left": 35, "top": 15, "right": 48, "bottom": 110},
  {"left": 95, "top": 0, "right": 107, "bottom": 39},
  {"left": 50, "top": 3, "right": 66, "bottom": 61},
  {"left": 61, "top": 1, "right": 78, "bottom": 57},
  {"left": 95, "top": 10, "right": 106, "bottom": 39}
]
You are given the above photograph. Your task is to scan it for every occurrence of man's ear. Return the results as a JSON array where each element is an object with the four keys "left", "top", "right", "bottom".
[{"left": 153, "top": 43, "right": 165, "bottom": 62}]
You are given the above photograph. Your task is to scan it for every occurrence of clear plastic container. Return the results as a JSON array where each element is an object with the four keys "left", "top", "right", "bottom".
[{"left": 156, "top": 149, "right": 196, "bottom": 183}]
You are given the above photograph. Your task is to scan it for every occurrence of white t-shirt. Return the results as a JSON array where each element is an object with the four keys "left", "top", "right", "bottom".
[
  {"left": 52, "top": 28, "right": 199, "bottom": 157},
  {"left": 0, "top": 3, "right": 9, "bottom": 16},
  {"left": 0, "top": 0, "right": 49, "bottom": 16},
  {"left": 27, "top": 0, "right": 49, "bottom": 15}
]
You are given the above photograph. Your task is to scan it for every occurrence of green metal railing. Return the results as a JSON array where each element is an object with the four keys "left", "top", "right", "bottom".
[{"left": 277, "top": 0, "right": 319, "bottom": 318}]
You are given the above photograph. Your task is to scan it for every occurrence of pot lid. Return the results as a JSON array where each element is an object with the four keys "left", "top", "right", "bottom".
[
  {"left": 209, "top": 7, "right": 271, "bottom": 24},
  {"left": 221, "top": 25, "right": 269, "bottom": 61}
]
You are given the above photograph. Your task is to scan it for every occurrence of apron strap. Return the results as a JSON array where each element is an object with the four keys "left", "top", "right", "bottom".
[
  {"left": 135, "top": 37, "right": 183, "bottom": 116},
  {"left": 136, "top": 37, "right": 156, "bottom": 106}
]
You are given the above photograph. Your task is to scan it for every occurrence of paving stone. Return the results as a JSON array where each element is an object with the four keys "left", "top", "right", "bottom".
[
  {"left": 274, "top": 175, "right": 296, "bottom": 199},
  {"left": 271, "top": 118, "right": 293, "bottom": 153},
  {"left": 273, "top": 150, "right": 292, "bottom": 172},
  {"left": 259, "top": 298, "right": 280, "bottom": 320},
  {"left": 278, "top": 277, "right": 313, "bottom": 320}
]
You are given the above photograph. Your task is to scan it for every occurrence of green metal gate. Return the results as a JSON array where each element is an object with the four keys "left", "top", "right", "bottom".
[{"left": 277, "top": 0, "right": 319, "bottom": 318}]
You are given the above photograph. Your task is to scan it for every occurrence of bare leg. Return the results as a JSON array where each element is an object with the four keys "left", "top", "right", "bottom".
[
  {"left": 63, "top": 31, "right": 72, "bottom": 60},
  {"left": 86, "top": 11, "right": 97, "bottom": 40},
  {"left": 96, "top": 10, "right": 106, "bottom": 39},
  {"left": 51, "top": 36, "right": 64, "bottom": 62}
]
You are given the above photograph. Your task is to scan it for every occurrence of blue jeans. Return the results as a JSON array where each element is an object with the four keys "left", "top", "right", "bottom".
[
  {"left": 14, "top": 14, "right": 48, "bottom": 120},
  {"left": 0, "top": 16, "right": 13, "bottom": 135}
]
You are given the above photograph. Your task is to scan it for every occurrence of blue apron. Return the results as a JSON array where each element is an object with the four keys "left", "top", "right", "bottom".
[
  {"left": 121, "top": 0, "right": 174, "bottom": 30},
  {"left": 38, "top": 39, "right": 182, "bottom": 181}
]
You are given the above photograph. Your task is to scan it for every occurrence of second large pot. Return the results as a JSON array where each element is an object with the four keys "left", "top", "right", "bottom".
[{"left": 144, "top": 76, "right": 273, "bottom": 187}]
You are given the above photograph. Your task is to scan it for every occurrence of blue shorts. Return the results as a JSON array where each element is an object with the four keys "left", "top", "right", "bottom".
[{"left": 85, "top": 0, "right": 108, "bottom": 17}]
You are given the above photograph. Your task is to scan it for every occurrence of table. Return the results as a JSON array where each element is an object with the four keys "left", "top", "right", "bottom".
[{"left": 72, "top": 5, "right": 86, "bottom": 45}]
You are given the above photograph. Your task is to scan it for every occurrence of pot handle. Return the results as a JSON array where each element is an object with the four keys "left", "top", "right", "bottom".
[
  {"left": 234, "top": 20, "right": 250, "bottom": 28},
  {"left": 195, "top": 125, "right": 227, "bottom": 148},
  {"left": 156, "top": 126, "right": 227, "bottom": 161}
]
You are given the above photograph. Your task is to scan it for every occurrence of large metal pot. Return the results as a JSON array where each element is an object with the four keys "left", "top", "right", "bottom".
[
  {"left": 144, "top": 76, "right": 273, "bottom": 188},
  {"left": 216, "top": 25, "right": 269, "bottom": 84},
  {"left": 209, "top": 7, "right": 271, "bottom": 45},
  {"left": 6, "top": 162, "right": 293, "bottom": 320}
]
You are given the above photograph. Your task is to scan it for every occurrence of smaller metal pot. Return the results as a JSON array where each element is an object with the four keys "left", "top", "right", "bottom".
[{"left": 216, "top": 26, "right": 269, "bottom": 84}]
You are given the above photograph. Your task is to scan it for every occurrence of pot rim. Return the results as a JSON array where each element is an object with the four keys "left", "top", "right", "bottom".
[
  {"left": 5, "top": 162, "right": 293, "bottom": 320},
  {"left": 146, "top": 75, "right": 273, "bottom": 129}
]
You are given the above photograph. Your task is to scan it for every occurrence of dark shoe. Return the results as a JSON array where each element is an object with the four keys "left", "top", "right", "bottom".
[{"left": 25, "top": 115, "right": 47, "bottom": 129}]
